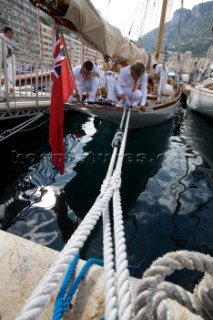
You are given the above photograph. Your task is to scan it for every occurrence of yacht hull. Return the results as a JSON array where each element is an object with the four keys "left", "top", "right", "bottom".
[
  {"left": 65, "top": 98, "right": 180, "bottom": 129},
  {"left": 187, "top": 81, "right": 213, "bottom": 118}
]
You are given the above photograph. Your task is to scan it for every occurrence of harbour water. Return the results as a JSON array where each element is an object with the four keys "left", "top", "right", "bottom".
[{"left": 0, "top": 108, "right": 213, "bottom": 292}]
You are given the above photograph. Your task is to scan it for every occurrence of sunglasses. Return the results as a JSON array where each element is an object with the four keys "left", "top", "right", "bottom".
[{"left": 81, "top": 68, "right": 90, "bottom": 75}]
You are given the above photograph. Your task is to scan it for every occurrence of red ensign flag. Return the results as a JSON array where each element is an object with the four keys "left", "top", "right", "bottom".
[{"left": 49, "top": 25, "right": 74, "bottom": 174}]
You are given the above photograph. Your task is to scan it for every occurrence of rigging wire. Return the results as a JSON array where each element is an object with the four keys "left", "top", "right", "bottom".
[
  {"left": 167, "top": 0, "right": 173, "bottom": 21},
  {"left": 176, "top": 0, "right": 184, "bottom": 86},
  {"left": 197, "top": 17, "right": 213, "bottom": 58},
  {"left": 18, "top": 117, "right": 49, "bottom": 132},
  {"left": 137, "top": 1, "right": 156, "bottom": 39},
  {"left": 136, "top": 0, "right": 149, "bottom": 38},
  {"left": 0, "top": 110, "right": 49, "bottom": 142},
  {"left": 135, "top": 0, "right": 162, "bottom": 41},
  {"left": 105, "top": 0, "right": 111, "bottom": 19},
  {"left": 192, "top": 17, "right": 213, "bottom": 83},
  {"left": 128, "top": 0, "right": 146, "bottom": 37},
  {"left": 120, "top": 0, "right": 141, "bottom": 32}
]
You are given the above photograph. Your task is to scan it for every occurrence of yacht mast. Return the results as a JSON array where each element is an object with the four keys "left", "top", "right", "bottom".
[
  {"left": 176, "top": 0, "right": 184, "bottom": 87},
  {"left": 155, "top": 0, "right": 168, "bottom": 61}
]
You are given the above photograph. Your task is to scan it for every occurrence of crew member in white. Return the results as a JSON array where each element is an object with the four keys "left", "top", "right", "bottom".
[
  {"left": 69, "top": 60, "right": 101, "bottom": 104},
  {"left": 153, "top": 60, "right": 169, "bottom": 97},
  {"left": 107, "top": 60, "right": 148, "bottom": 110}
]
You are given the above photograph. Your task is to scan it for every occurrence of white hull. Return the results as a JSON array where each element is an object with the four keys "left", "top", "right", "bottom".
[
  {"left": 187, "top": 80, "right": 213, "bottom": 118},
  {"left": 66, "top": 96, "right": 181, "bottom": 129}
]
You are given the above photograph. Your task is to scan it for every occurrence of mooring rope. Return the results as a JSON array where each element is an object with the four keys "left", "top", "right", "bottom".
[
  {"left": 0, "top": 109, "right": 49, "bottom": 142},
  {"left": 101, "top": 108, "right": 134, "bottom": 320},
  {"left": 13, "top": 104, "right": 213, "bottom": 319},
  {"left": 103, "top": 206, "right": 118, "bottom": 320},
  {"left": 111, "top": 110, "right": 133, "bottom": 319},
  {"left": 52, "top": 253, "right": 80, "bottom": 320},
  {"left": 16, "top": 107, "right": 133, "bottom": 320},
  {"left": 52, "top": 254, "right": 103, "bottom": 320},
  {"left": 134, "top": 250, "right": 213, "bottom": 320}
]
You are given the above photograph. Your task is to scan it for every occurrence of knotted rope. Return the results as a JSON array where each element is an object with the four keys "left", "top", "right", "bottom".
[
  {"left": 134, "top": 250, "right": 213, "bottom": 320},
  {"left": 16, "top": 107, "right": 133, "bottom": 320}
]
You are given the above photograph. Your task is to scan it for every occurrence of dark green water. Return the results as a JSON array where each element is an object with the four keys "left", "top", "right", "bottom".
[{"left": 0, "top": 109, "right": 213, "bottom": 291}]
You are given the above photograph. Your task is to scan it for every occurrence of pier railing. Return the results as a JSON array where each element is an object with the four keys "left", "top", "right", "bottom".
[{"left": 0, "top": 34, "right": 52, "bottom": 119}]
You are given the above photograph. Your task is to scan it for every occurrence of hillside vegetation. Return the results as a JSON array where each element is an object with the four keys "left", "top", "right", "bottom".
[{"left": 138, "top": 1, "right": 213, "bottom": 57}]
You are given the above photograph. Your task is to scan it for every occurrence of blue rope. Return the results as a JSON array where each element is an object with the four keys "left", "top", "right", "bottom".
[
  {"left": 52, "top": 254, "right": 137, "bottom": 320},
  {"left": 52, "top": 253, "right": 80, "bottom": 320},
  {"left": 52, "top": 255, "right": 103, "bottom": 320}
]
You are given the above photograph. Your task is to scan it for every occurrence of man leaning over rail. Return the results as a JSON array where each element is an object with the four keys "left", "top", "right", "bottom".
[
  {"left": 69, "top": 60, "right": 102, "bottom": 105},
  {"left": 106, "top": 60, "right": 148, "bottom": 111}
]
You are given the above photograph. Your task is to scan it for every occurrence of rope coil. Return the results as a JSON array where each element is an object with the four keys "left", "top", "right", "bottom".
[{"left": 134, "top": 251, "right": 213, "bottom": 320}]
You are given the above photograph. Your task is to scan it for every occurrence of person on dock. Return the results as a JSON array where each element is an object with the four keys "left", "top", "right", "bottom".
[
  {"left": 69, "top": 60, "right": 102, "bottom": 104},
  {"left": 106, "top": 60, "right": 148, "bottom": 110},
  {"left": 0, "top": 34, "right": 3, "bottom": 101},
  {"left": 0, "top": 26, "right": 16, "bottom": 94}
]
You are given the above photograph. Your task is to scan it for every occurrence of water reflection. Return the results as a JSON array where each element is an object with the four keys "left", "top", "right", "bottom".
[
  {"left": 0, "top": 109, "right": 213, "bottom": 291},
  {"left": 125, "top": 109, "right": 213, "bottom": 290},
  {"left": 185, "top": 109, "right": 213, "bottom": 188},
  {"left": 0, "top": 112, "right": 96, "bottom": 249}
]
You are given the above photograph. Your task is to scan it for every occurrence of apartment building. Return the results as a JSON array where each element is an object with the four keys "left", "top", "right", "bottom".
[
  {"left": 39, "top": 22, "right": 53, "bottom": 61},
  {"left": 0, "top": 0, "right": 103, "bottom": 66},
  {"left": 0, "top": 0, "right": 40, "bottom": 56},
  {"left": 39, "top": 22, "right": 103, "bottom": 67}
]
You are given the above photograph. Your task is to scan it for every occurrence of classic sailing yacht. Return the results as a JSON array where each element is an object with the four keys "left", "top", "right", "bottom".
[
  {"left": 187, "top": 66, "right": 213, "bottom": 119},
  {"left": 30, "top": 0, "right": 182, "bottom": 129}
]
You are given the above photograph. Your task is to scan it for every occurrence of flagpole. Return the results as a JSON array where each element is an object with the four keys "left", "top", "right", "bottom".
[{"left": 59, "top": 25, "right": 80, "bottom": 102}]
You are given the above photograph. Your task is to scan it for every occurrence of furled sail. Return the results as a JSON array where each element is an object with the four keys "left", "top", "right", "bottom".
[
  {"left": 64, "top": 0, "right": 150, "bottom": 65},
  {"left": 31, "top": 0, "right": 153, "bottom": 67}
]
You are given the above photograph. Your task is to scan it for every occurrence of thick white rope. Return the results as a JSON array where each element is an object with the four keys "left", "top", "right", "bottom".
[
  {"left": 14, "top": 108, "right": 213, "bottom": 320},
  {"left": 134, "top": 250, "right": 213, "bottom": 320},
  {"left": 156, "top": 299, "right": 174, "bottom": 320},
  {"left": 112, "top": 110, "right": 134, "bottom": 320},
  {"left": 15, "top": 158, "right": 120, "bottom": 319},
  {"left": 113, "top": 188, "right": 133, "bottom": 320},
  {"left": 194, "top": 273, "right": 213, "bottom": 319},
  {"left": 102, "top": 108, "right": 134, "bottom": 320},
  {"left": 101, "top": 145, "right": 120, "bottom": 320},
  {"left": 103, "top": 206, "right": 118, "bottom": 320},
  {"left": 16, "top": 108, "right": 133, "bottom": 320},
  {"left": 99, "top": 109, "right": 128, "bottom": 320}
]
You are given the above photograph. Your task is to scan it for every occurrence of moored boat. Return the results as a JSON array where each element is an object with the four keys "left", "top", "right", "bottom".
[
  {"left": 187, "top": 78, "right": 213, "bottom": 118},
  {"left": 30, "top": 0, "right": 182, "bottom": 129},
  {"left": 1, "top": 71, "right": 51, "bottom": 88},
  {"left": 65, "top": 89, "right": 181, "bottom": 129}
]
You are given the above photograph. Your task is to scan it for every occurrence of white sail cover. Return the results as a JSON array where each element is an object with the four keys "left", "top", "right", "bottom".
[{"left": 65, "top": 0, "right": 152, "bottom": 66}]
